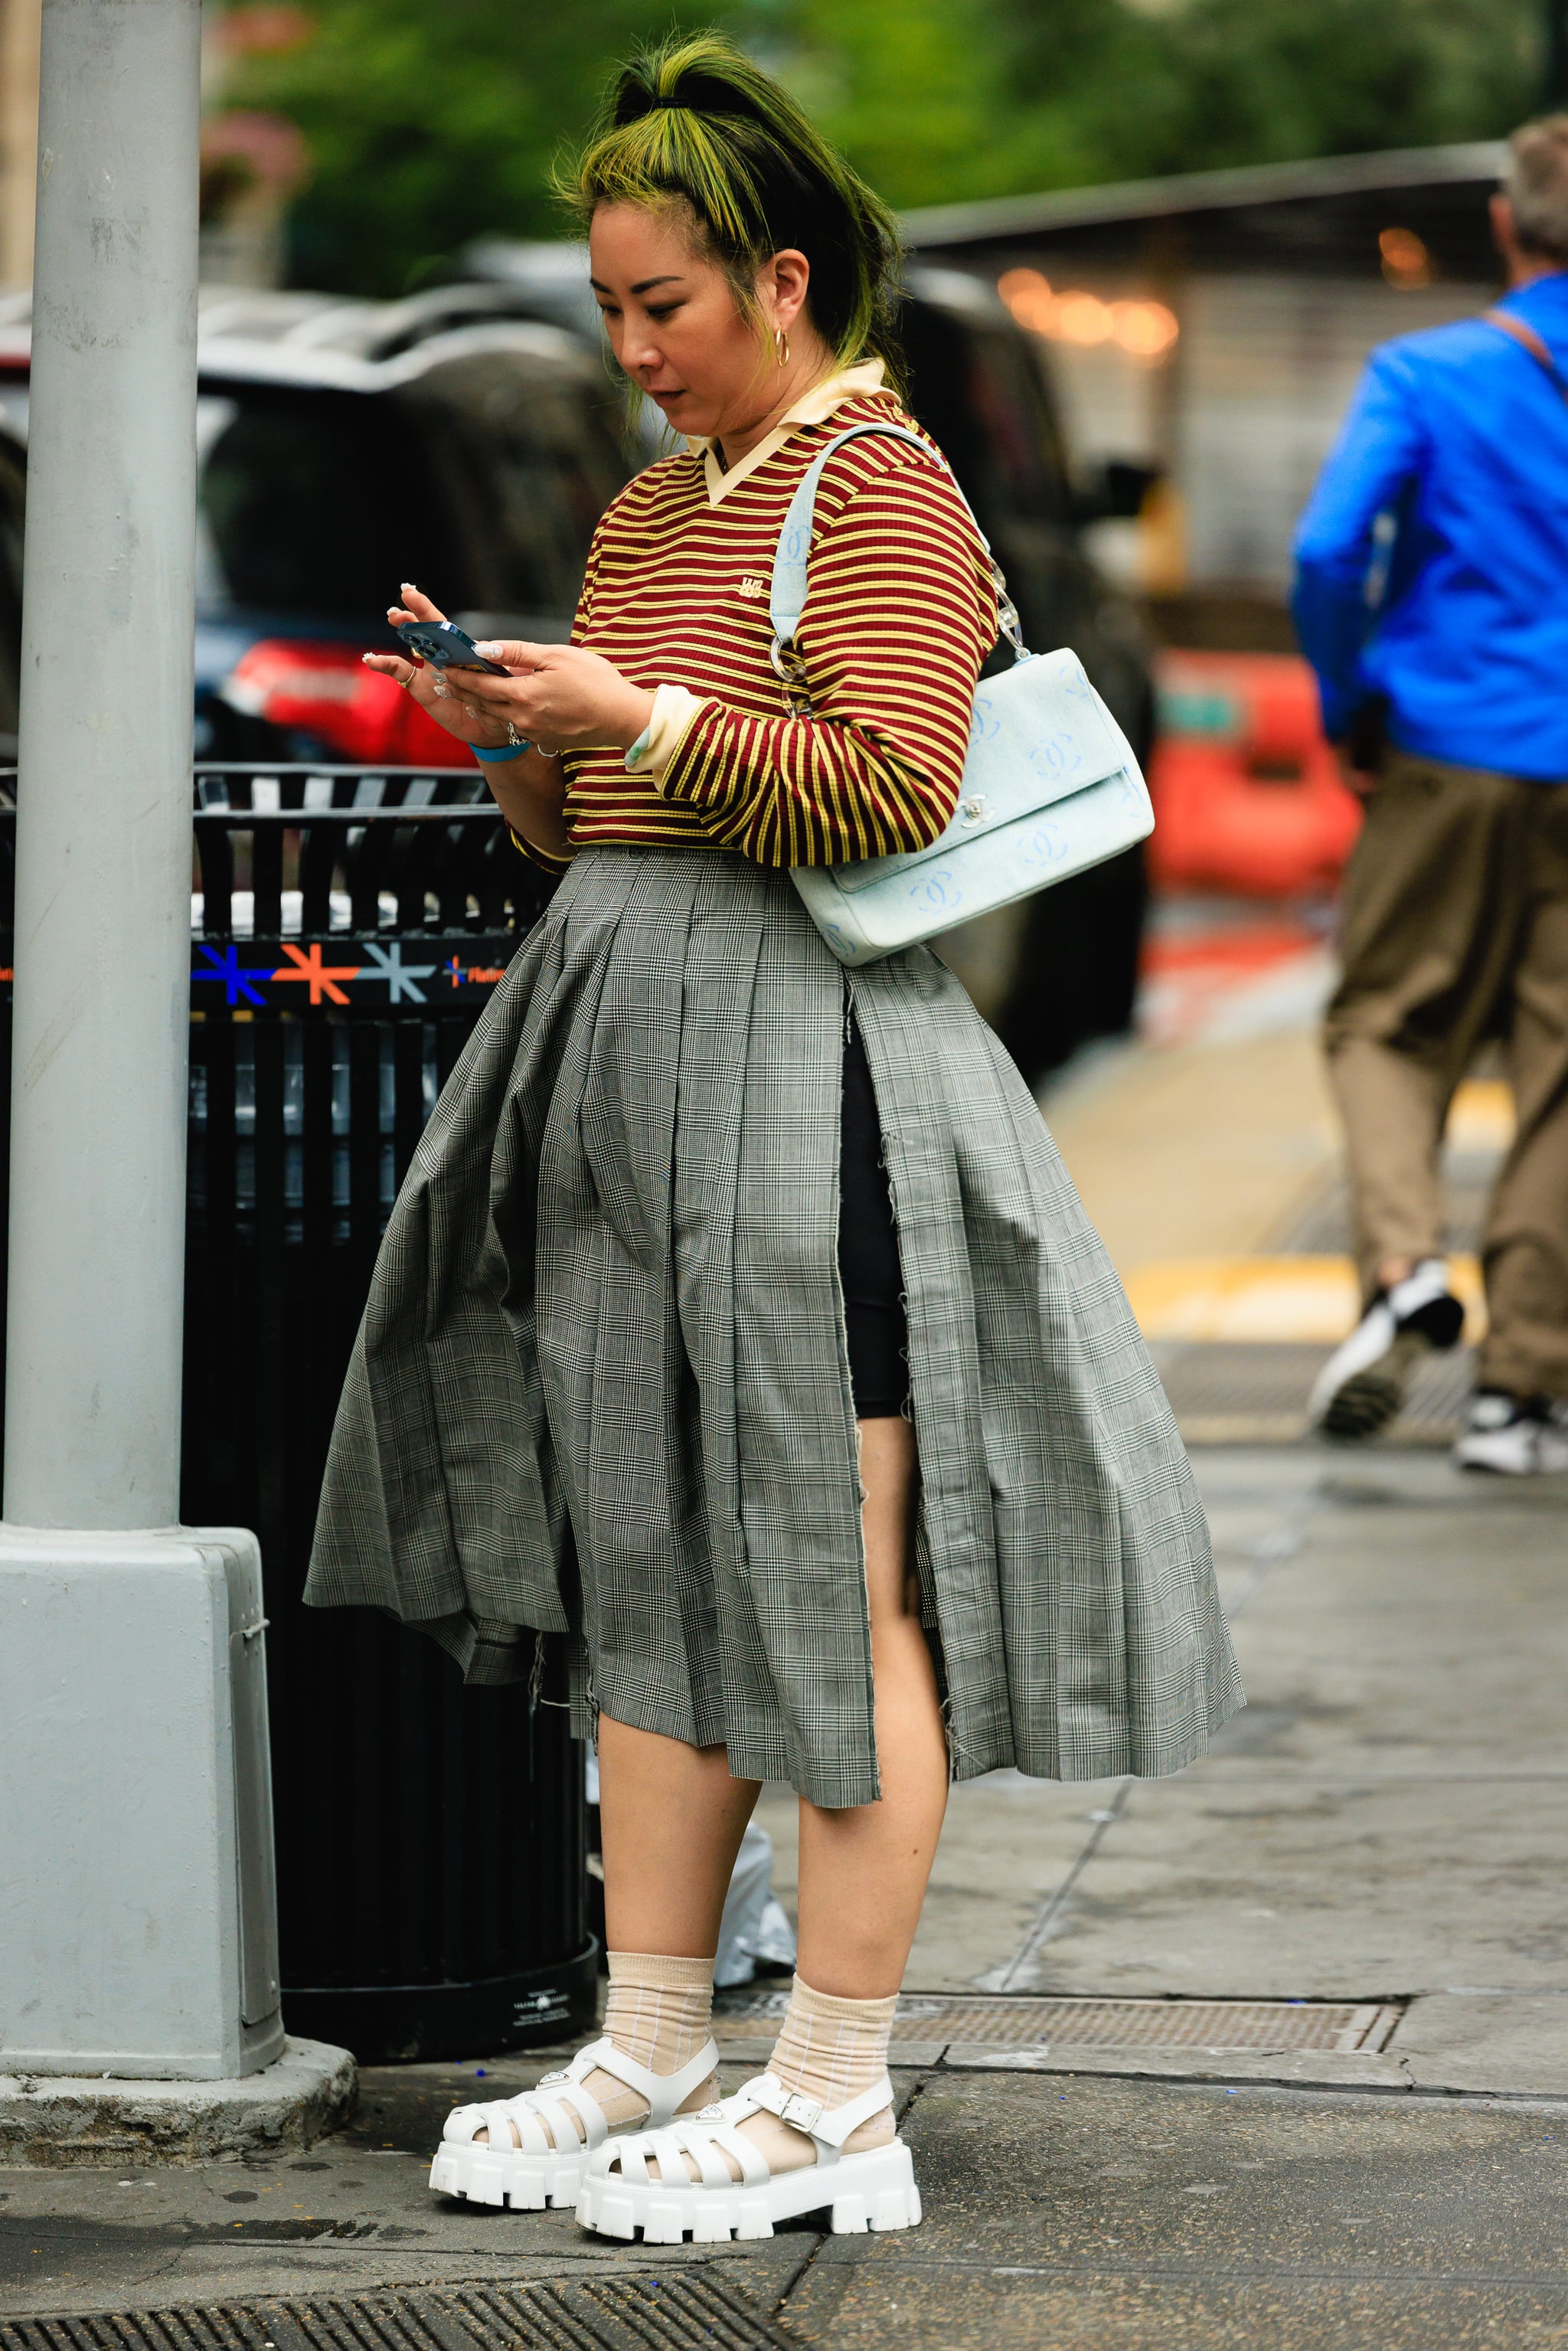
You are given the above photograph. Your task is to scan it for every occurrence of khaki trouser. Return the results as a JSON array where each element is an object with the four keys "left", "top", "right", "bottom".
[{"left": 1324, "top": 750, "right": 1568, "bottom": 1400}]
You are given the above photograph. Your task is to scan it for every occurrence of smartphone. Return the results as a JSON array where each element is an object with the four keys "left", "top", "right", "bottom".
[{"left": 394, "top": 617, "right": 509, "bottom": 676}]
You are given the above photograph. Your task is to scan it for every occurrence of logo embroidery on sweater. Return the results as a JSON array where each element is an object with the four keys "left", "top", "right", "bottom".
[{"left": 738, "top": 575, "right": 766, "bottom": 599}]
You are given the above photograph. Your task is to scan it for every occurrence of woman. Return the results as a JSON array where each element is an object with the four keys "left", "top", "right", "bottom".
[{"left": 307, "top": 34, "right": 1240, "bottom": 2244}]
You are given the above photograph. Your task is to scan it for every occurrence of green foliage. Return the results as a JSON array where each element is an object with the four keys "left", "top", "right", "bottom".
[
  {"left": 996, "top": 0, "right": 1542, "bottom": 191},
  {"left": 233, "top": 0, "right": 730, "bottom": 295},
  {"left": 775, "top": 0, "right": 1540, "bottom": 205},
  {"left": 233, "top": 0, "right": 1545, "bottom": 294}
]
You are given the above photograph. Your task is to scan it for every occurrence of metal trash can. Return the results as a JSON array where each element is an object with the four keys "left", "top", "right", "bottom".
[{"left": 173, "top": 763, "right": 595, "bottom": 2062}]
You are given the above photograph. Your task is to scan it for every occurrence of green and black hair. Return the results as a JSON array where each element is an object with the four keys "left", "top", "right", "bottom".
[{"left": 567, "top": 31, "right": 906, "bottom": 394}]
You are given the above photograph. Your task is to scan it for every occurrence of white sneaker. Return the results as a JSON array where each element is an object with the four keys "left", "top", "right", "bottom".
[
  {"left": 1454, "top": 1391, "right": 1568, "bottom": 1476},
  {"left": 1308, "top": 1259, "right": 1465, "bottom": 1439}
]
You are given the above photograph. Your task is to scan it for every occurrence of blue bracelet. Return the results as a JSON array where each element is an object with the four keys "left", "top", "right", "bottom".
[{"left": 473, "top": 737, "right": 530, "bottom": 764}]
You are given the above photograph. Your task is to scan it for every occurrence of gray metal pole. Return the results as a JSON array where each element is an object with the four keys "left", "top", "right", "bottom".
[
  {"left": 5, "top": 0, "right": 200, "bottom": 1526},
  {"left": 0, "top": 0, "right": 299, "bottom": 2087}
]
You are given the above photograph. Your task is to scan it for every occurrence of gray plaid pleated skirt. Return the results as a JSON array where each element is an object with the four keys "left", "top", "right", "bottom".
[{"left": 305, "top": 847, "right": 1241, "bottom": 1807}]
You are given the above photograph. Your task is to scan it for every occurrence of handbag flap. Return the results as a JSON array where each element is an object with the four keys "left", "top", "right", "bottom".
[{"left": 825, "top": 647, "right": 1132, "bottom": 898}]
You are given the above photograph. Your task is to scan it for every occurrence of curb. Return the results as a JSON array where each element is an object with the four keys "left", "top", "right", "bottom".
[{"left": 0, "top": 2037, "right": 357, "bottom": 2166}]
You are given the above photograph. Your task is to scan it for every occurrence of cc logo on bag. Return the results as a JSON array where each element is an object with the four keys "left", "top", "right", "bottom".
[{"left": 912, "top": 868, "right": 960, "bottom": 909}]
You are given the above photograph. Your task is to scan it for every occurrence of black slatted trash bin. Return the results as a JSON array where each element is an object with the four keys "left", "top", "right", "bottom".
[{"left": 178, "top": 764, "right": 595, "bottom": 2063}]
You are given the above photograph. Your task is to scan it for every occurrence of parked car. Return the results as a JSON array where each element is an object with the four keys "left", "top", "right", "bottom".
[
  {"left": 0, "top": 284, "right": 632, "bottom": 773},
  {"left": 0, "top": 256, "right": 1156, "bottom": 1080},
  {"left": 462, "top": 244, "right": 1158, "bottom": 1084},
  {"left": 899, "top": 266, "right": 1156, "bottom": 1081}
]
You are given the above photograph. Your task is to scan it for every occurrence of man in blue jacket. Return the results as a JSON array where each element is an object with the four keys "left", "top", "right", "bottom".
[{"left": 1294, "top": 116, "right": 1568, "bottom": 1475}]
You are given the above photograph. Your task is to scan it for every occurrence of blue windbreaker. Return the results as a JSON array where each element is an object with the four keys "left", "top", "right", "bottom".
[{"left": 1292, "top": 271, "right": 1568, "bottom": 782}]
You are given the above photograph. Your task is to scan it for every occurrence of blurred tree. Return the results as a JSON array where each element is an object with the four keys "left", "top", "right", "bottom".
[
  {"left": 233, "top": 0, "right": 738, "bottom": 294},
  {"left": 782, "top": 0, "right": 1540, "bottom": 202},
  {"left": 233, "top": 0, "right": 1544, "bottom": 293},
  {"left": 997, "top": 0, "right": 1541, "bottom": 189}
]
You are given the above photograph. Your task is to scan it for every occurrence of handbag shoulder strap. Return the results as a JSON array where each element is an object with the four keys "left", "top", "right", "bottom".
[
  {"left": 1484, "top": 305, "right": 1568, "bottom": 407},
  {"left": 767, "top": 418, "right": 1024, "bottom": 665}
]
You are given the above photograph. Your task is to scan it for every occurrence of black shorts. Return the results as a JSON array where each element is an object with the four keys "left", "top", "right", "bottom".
[{"left": 838, "top": 1015, "right": 908, "bottom": 1418}]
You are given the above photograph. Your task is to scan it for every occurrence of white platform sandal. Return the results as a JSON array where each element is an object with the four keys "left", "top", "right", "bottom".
[
  {"left": 429, "top": 2035, "right": 719, "bottom": 2211},
  {"left": 577, "top": 2068, "right": 921, "bottom": 2244}
]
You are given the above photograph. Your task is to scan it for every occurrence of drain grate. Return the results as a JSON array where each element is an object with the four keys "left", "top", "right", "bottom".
[
  {"left": 714, "top": 1990, "right": 1402, "bottom": 2054},
  {"left": 0, "top": 2276, "right": 804, "bottom": 2351},
  {"left": 1278, "top": 1159, "right": 1493, "bottom": 1259},
  {"left": 1150, "top": 1339, "right": 1473, "bottom": 1445}
]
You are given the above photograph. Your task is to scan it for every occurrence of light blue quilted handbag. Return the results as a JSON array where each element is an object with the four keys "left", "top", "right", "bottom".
[{"left": 776, "top": 421, "right": 1154, "bottom": 967}]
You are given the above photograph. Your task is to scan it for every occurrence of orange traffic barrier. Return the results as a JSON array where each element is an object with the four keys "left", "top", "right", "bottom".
[{"left": 1149, "top": 651, "right": 1362, "bottom": 897}]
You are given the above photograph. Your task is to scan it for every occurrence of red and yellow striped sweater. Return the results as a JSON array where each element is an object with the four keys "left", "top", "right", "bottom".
[{"left": 524, "top": 374, "right": 996, "bottom": 873}]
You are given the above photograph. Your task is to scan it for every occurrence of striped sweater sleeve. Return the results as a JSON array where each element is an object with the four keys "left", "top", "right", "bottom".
[{"left": 655, "top": 446, "right": 995, "bottom": 867}]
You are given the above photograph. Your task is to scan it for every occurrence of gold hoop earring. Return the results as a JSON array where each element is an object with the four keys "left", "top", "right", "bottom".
[{"left": 774, "top": 325, "right": 790, "bottom": 368}]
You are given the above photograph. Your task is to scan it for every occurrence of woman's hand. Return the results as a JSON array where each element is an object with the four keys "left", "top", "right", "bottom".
[
  {"left": 364, "top": 586, "right": 655, "bottom": 755},
  {"left": 361, "top": 586, "right": 514, "bottom": 747},
  {"left": 453, "top": 638, "right": 655, "bottom": 754},
  {"left": 364, "top": 587, "right": 579, "bottom": 859}
]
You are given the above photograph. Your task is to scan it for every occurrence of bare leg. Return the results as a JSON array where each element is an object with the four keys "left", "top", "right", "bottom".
[
  {"left": 593, "top": 1423, "right": 942, "bottom": 1983},
  {"left": 795, "top": 1413, "right": 948, "bottom": 1995},
  {"left": 714, "top": 1415, "right": 946, "bottom": 2180},
  {"left": 610, "top": 1417, "right": 947, "bottom": 2186},
  {"left": 474, "top": 1723, "right": 758, "bottom": 2147},
  {"left": 598, "top": 1715, "right": 762, "bottom": 1956}
]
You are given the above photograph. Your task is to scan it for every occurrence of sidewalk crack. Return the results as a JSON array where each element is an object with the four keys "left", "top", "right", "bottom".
[
  {"left": 769, "top": 2077, "right": 932, "bottom": 2331},
  {"left": 986, "top": 1474, "right": 1325, "bottom": 1993},
  {"left": 989, "top": 1780, "right": 1133, "bottom": 1990}
]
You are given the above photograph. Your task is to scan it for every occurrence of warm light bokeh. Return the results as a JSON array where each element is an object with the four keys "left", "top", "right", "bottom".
[
  {"left": 998, "top": 267, "right": 1179, "bottom": 356},
  {"left": 1378, "top": 225, "right": 1432, "bottom": 288}
]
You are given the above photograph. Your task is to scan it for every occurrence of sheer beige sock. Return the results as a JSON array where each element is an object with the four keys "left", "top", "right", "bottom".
[
  {"left": 739, "top": 1976, "right": 898, "bottom": 2177},
  {"left": 479, "top": 1950, "right": 717, "bottom": 2150},
  {"left": 630, "top": 1973, "right": 899, "bottom": 2185}
]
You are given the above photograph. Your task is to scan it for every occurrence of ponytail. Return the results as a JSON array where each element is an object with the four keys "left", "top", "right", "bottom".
[{"left": 565, "top": 31, "right": 905, "bottom": 394}]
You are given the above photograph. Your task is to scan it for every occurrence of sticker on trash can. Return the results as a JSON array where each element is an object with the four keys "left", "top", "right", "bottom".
[{"left": 188, "top": 937, "right": 514, "bottom": 1008}]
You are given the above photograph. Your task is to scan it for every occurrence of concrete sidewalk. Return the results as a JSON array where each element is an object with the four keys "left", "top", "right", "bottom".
[
  {"left": 7, "top": 1446, "right": 1568, "bottom": 2348},
  {"left": 1036, "top": 955, "right": 1508, "bottom": 1447},
  {"left": 7, "top": 999, "right": 1568, "bottom": 2349},
  {"left": 757, "top": 1448, "right": 1568, "bottom": 2093}
]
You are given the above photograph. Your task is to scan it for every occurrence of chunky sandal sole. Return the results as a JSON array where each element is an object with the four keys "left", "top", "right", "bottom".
[
  {"left": 429, "top": 2139, "right": 587, "bottom": 2209},
  {"left": 430, "top": 2035, "right": 719, "bottom": 2212},
  {"left": 577, "top": 2138, "right": 922, "bottom": 2244}
]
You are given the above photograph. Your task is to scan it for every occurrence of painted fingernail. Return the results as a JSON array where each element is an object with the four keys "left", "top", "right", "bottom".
[
  {"left": 400, "top": 581, "right": 418, "bottom": 594},
  {"left": 474, "top": 643, "right": 501, "bottom": 659}
]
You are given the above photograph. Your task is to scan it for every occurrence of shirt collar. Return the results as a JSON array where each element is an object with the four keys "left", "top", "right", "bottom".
[
  {"left": 688, "top": 357, "right": 895, "bottom": 507},
  {"left": 1504, "top": 268, "right": 1568, "bottom": 312}
]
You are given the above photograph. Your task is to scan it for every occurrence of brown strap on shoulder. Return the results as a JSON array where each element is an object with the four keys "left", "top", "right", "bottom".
[{"left": 1484, "top": 306, "right": 1568, "bottom": 405}]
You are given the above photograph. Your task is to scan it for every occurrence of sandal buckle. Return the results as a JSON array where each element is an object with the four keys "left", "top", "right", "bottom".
[{"left": 780, "top": 2091, "right": 824, "bottom": 2134}]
